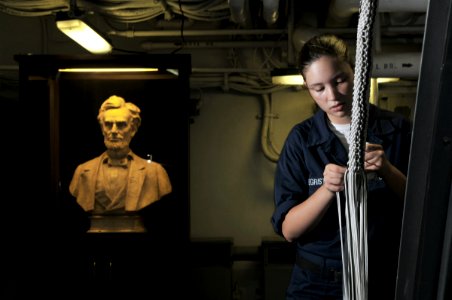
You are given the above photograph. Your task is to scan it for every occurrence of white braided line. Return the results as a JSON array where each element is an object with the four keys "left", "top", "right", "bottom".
[{"left": 337, "top": 0, "right": 378, "bottom": 299}]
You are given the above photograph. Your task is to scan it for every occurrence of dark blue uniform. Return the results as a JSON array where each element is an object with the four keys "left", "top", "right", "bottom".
[{"left": 272, "top": 104, "right": 411, "bottom": 299}]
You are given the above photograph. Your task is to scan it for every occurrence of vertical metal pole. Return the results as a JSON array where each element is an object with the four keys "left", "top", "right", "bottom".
[{"left": 395, "top": 0, "right": 452, "bottom": 299}]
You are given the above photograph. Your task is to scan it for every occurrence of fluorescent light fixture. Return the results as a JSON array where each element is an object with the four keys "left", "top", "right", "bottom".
[
  {"left": 271, "top": 68, "right": 304, "bottom": 85},
  {"left": 376, "top": 77, "right": 400, "bottom": 84},
  {"left": 56, "top": 19, "right": 113, "bottom": 54},
  {"left": 166, "top": 69, "right": 179, "bottom": 76},
  {"left": 58, "top": 68, "right": 158, "bottom": 72}
]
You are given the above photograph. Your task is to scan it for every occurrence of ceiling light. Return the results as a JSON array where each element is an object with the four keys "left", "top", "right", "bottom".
[
  {"left": 56, "top": 19, "right": 113, "bottom": 54},
  {"left": 376, "top": 77, "right": 400, "bottom": 84},
  {"left": 271, "top": 68, "right": 304, "bottom": 85}
]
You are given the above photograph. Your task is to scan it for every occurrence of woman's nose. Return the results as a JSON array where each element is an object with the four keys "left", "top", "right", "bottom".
[{"left": 326, "top": 86, "right": 340, "bottom": 101}]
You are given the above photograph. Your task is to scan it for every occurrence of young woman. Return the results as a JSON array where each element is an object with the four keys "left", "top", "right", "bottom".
[{"left": 271, "top": 34, "right": 412, "bottom": 299}]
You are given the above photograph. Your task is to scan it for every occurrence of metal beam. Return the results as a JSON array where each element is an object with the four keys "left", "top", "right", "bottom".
[{"left": 395, "top": 0, "right": 452, "bottom": 299}]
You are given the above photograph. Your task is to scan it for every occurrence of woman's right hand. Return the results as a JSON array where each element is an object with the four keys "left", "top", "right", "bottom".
[{"left": 323, "top": 163, "right": 347, "bottom": 193}]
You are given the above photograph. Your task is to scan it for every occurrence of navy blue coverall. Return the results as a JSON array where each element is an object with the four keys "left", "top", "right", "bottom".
[{"left": 272, "top": 104, "right": 411, "bottom": 299}]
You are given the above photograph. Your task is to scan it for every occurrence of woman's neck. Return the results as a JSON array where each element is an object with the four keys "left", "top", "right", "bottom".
[{"left": 329, "top": 115, "right": 351, "bottom": 125}]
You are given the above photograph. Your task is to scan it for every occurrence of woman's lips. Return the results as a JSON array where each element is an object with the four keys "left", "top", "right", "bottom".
[{"left": 331, "top": 103, "right": 344, "bottom": 112}]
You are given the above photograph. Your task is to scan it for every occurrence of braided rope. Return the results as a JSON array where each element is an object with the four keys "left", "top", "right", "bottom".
[{"left": 337, "top": 0, "right": 378, "bottom": 299}]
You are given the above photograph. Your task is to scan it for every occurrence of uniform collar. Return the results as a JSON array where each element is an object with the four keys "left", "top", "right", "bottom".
[
  {"left": 307, "top": 104, "right": 396, "bottom": 147},
  {"left": 306, "top": 109, "right": 336, "bottom": 148}
]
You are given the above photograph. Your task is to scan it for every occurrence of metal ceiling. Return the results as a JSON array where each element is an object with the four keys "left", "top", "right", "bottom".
[
  {"left": 0, "top": 0, "right": 427, "bottom": 49},
  {"left": 0, "top": 0, "right": 429, "bottom": 85}
]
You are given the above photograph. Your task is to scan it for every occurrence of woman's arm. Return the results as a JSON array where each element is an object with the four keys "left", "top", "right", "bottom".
[{"left": 282, "top": 163, "right": 347, "bottom": 242}]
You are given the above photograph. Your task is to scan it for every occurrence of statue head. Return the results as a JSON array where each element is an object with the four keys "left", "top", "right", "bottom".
[{"left": 97, "top": 95, "right": 141, "bottom": 153}]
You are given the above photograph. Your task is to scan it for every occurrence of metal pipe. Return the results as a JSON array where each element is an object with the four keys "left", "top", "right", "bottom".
[
  {"left": 372, "top": 52, "right": 421, "bottom": 78},
  {"left": 263, "top": 0, "right": 280, "bottom": 25},
  {"left": 326, "top": 0, "right": 428, "bottom": 27},
  {"left": 287, "top": 0, "right": 295, "bottom": 65},
  {"left": 0, "top": 65, "right": 19, "bottom": 71},
  {"left": 191, "top": 68, "right": 270, "bottom": 73},
  {"left": 141, "top": 40, "right": 287, "bottom": 49},
  {"left": 229, "top": 0, "right": 251, "bottom": 28},
  {"left": 190, "top": 52, "right": 421, "bottom": 78},
  {"left": 108, "top": 29, "right": 287, "bottom": 38}
]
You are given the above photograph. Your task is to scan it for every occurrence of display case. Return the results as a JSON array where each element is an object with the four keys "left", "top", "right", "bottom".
[{"left": 12, "top": 54, "right": 191, "bottom": 298}]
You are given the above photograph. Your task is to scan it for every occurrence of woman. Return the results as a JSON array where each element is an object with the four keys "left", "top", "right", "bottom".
[{"left": 271, "top": 34, "right": 411, "bottom": 299}]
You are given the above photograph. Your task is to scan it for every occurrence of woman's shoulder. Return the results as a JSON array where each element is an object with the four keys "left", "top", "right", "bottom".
[
  {"left": 370, "top": 104, "right": 407, "bottom": 120},
  {"left": 369, "top": 104, "right": 412, "bottom": 130},
  {"left": 286, "top": 117, "right": 316, "bottom": 141}
]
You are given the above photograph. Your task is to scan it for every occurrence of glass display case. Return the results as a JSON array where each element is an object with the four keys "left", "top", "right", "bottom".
[{"left": 13, "top": 54, "right": 191, "bottom": 297}]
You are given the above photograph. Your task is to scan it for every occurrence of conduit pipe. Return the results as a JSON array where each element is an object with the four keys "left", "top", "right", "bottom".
[
  {"left": 219, "top": 75, "right": 284, "bottom": 162},
  {"left": 189, "top": 51, "right": 421, "bottom": 81},
  {"left": 108, "top": 28, "right": 287, "bottom": 37},
  {"left": 140, "top": 40, "right": 287, "bottom": 49},
  {"left": 0, "top": 65, "right": 19, "bottom": 71},
  {"left": 260, "top": 94, "right": 280, "bottom": 162},
  {"left": 229, "top": 0, "right": 252, "bottom": 28},
  {"left": 326, "top": 0, "right": 428, "bottom": 27},
  {"left": 372, "top": 52, "right": 421, "bottom": 78},
  {"left": 233, "top": 79, "right": 281, "bottom": 162},
  {"left": 286, "top": 0, "right": 295, "bottom": 66}
]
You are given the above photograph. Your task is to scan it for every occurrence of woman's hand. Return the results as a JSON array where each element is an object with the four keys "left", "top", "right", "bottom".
[
  {"left": 323, "top": 163, "right": 347, "bottom": 192},
  {"left": 364, "top": 143, "right": 388, "bottom": 173},
  {"left": 364, "top": 142, "right": 407, "bottom": 200}
]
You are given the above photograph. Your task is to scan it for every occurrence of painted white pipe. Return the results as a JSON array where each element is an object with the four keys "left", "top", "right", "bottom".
[
  {"left": 327, "top": 0, "right": 428, "bottom": 27},
  {"left": 377, "top": 0, "right": 428, "bottom": 12},
  {"left": 330, "top": 0, "right": 428, "bottom": 14},
  {"left": 372, "top": 52, "right": 421, "bottom": 78}
]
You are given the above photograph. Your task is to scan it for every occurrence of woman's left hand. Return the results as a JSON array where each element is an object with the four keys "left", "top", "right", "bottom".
[{"left": 364, "top": 143, "right": 387, "bottom": 172}]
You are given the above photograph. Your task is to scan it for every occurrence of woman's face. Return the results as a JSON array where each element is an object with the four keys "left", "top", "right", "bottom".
[{"left": 303, "top": 55, "right": 354, "bottom": 124}]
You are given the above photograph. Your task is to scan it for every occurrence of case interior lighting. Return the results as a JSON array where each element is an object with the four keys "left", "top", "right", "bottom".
[{"left": 58, "top": 68, "right": 159, "bottom": 72}]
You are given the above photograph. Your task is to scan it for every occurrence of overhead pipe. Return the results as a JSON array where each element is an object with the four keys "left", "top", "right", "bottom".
[
  {"left": 326, "top": 0, "right": 428, "bottom": 27},
  {"left": 140, "top": 40, "right": 287, "bottom": 50},
  {"left": 108, "top": 28, "right": 286, "bottom": 37},
  {"left": 371, "top": 52, "right": 421, "bottom": 78},
  {"left": 262, "top": 0, "right": 280, "bottom": 26},
  {"left": 0, "top": 65, "right": 19, "bottom": 71},
  {"left": 326, "top": 0, "right": 359, "bottom": 27},
  {"left": 374, "top": 0, "right": 428, "bottom": 12},
  {"left": 229, "top": 0, "right": 252, "bottom": 28}
]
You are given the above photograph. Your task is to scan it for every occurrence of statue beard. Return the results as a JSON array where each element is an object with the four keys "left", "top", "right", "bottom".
[{"left": 104, "top": 139, "right": 129, "bottom": 152}]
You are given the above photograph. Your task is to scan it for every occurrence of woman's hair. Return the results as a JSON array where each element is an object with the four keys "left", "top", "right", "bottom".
[{"left": 298, "top": 34, "right": 354, "bottom": 77}]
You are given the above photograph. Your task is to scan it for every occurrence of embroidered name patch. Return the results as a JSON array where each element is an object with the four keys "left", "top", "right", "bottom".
[{"left": 308, "top": 178, "right": 323, "bottom": 186}]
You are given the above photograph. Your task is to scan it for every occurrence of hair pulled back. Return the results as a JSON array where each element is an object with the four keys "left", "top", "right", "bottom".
[{"left": 298, "top": 34, "right": 354, "bottom": 78}]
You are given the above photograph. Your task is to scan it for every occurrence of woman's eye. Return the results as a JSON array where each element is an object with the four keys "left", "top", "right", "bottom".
[
  {"left": 336, "top": 77, "right": 346, "bottom": 84},
  {"left": 313, "top": 87, "right": 324, "bottom": 92}
]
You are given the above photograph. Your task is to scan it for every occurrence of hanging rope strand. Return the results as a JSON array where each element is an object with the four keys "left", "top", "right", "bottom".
[{"left": 338, "top": 0, "right": 378, "bottom": 299}]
